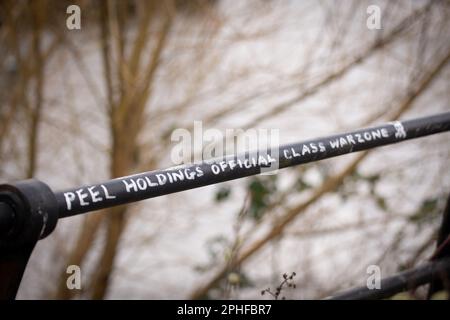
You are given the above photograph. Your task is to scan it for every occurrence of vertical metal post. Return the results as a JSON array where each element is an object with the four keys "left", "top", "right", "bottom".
[
  {"left": 0, "top": 179, "right": 59, "bottom": 299},
  {"left": 428, "top": 193, "right": 450, "bottom": 298}
]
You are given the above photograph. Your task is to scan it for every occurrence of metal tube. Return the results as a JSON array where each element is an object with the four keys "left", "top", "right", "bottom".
[
  {"left": 0, "top": 202, "right": 15, "bottom": 236},
  {"left": 328, "top": 257, "right": 450, "bottom": 300},
  {"left": 55, "top": 112, "right": 450, "bottom": 218}
]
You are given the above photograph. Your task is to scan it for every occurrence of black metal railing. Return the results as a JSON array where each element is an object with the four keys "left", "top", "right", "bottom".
[
  {"left": 329, "top": 193, "right": 450, "bottom": 300},
  {"left": 1, "top": 112, "right": 450, "bottom": 300}
]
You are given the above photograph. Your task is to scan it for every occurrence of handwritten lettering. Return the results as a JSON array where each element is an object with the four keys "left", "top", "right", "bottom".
[
  {"left": 329, "top": 128, "right": 389, "bottom": 149},
  {"left": 64, "top": 184, "right": 116, "bottom": 211},
  {"left": 122, "top": 167, "right": 204, "bottom": 192},
  {"left": 64, "top": 126, "right": 395, "bottom": 211}
]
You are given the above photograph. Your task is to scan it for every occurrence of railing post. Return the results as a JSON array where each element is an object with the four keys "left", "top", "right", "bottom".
[
  {"left": 0, "top": 179, "right": 59, "bottom": 299},
  {"left": 428, "top": 193, "right": 450, "bottom": 298}
]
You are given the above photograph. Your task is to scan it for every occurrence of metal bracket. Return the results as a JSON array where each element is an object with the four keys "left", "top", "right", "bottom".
[{"left": 0, "top": 179, "right": 58, "bottom": 299}]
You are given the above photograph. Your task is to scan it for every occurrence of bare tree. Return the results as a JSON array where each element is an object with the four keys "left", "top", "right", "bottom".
[{"left": 1, "top": 0, "right": 449, "bottom": 300}]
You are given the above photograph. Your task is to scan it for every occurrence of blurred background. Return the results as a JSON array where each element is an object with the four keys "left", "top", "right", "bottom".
[{"left": 0, "top": 0, "right": 449, "bottom": 299}]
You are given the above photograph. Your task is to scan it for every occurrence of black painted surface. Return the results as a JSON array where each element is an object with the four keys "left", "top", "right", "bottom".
[{"left": 55, "top": 112, "right": 450, "bottom": 218}]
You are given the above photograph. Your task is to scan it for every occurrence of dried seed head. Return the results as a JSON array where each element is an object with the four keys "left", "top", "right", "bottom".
[{"left": 227, "top": 272, "right": 240, "bottom": 285}]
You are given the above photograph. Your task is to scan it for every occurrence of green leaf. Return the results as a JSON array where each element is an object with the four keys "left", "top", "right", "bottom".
[
  {"left": 375, "top": 196, "right": 387, "bottom": 211},
  {"left": 409, "top": 197, "right": 439, "bottom": 224},
  {"left": 296, "top": 177, "right": 312, "bottom": 192},
  {"left": 247, "top": 176, "right": 277, "bottom": 221},
  {"left": 215, "top": 186, "right": 231, "bottom": 202}
]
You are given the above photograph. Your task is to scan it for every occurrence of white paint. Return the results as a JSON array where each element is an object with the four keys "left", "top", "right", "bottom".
[
  {"left": 121, "top": 167, "right": 205, "bottom": 193},
  {"left": 392, "top": 121, "right": 407, "bottom": 139},
  {"left": 64, "top": 185, "right": 115, "bottom": 210},
  {"left": 329, "top": 128, "right": 390, "bottom": 149},
  {"left": 88, "top": 186, "right": 102, "bottom": 203},
  {"left": 75, "top": 188, "right": 89, "bottom": 206},
  {"left": 63, "top": 192, "right": 76, "bottom": 211},
  {"left": 101, "top": 185, "right": 116, "bottom": 199}
]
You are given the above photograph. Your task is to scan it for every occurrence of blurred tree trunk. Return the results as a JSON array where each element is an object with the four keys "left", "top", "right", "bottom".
[
  {"left": 26, "top": 0, "right": 47, "bottom": 178},
  {"left": 0, "top": 0, "right": 59, "bottom": 178},
  {"left": 91, "top": 1, "right": 173, "bottom": 299},
  {"left": 54, "top": 0, "right": 174, "bottom": 299},
  {"left": 0, "top": 2, "right": 35, "bottom": 177}
]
